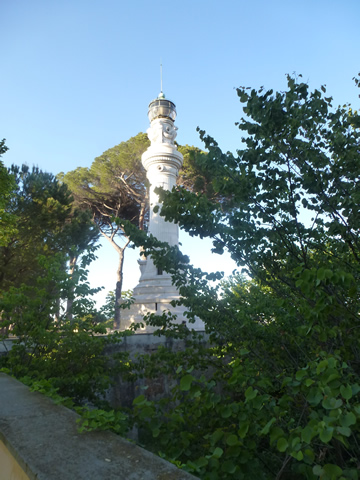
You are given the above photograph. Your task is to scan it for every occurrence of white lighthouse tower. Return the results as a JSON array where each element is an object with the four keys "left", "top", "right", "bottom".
[{"left": 121, "top": 92, "right": 204, "bottom": 332}]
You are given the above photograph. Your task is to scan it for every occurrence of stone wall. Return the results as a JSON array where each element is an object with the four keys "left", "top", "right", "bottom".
[
  {"left": 105, "top": 331, "right": 208, "bottom": 408},
  {"left": 0, "top": 332, "right": 209, "bottom": 410}
]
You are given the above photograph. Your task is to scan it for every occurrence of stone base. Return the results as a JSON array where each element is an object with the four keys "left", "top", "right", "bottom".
[
  {"left": 120, "top": 277, "right": 205, "bottom": 332},
  {"left": 120, "top": 264, "right": 205, "bottom": 333},
  {"left": 120, "top": 298, "right": 205, "bottom": 333}
]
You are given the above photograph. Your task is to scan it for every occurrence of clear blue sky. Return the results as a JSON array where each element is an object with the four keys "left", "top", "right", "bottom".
[{"left": 2, "top": 0, "right": 360, "bottom": 304}]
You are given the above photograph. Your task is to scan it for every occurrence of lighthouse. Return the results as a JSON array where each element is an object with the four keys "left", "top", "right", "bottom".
[{"left": 121, "top": 92, "right": 204, "bottom": 332}]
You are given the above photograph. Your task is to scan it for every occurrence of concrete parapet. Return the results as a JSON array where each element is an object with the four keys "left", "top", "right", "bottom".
[{"left": 0, "top": 373, "right": 197, "bottom": 480}]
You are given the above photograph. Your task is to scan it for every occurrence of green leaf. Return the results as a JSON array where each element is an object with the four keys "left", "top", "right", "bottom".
[
  {"left": 180, "top": 374, "right": 194, "bottom": 391},
  {"left": 316, "top": 359, "right": 328, "bottom": 374},
  {"left": 317, "top": 268, "right": 325, "bottom": 280},
  {"left": 291, "top": 450, "right": 303, "bottom": 461},
  {"left": 301, "top": 426, "right": 314, "bottom": 444},
  {"left": 226, "top": 434, "right": 238, "bottom": 446},
  {"left": 313, "top": 465, "right": 324, "bottom": 476},
  {"left": 304, "top": 448, "right": 315, "bottom": 463},
  {"left": 342, "top": 468, "right": 359, "bottom": 479},
  {"left": 340, "top": 384, "right": 352, "bottom": 400},
  {"left": 277, "top": 437, "right": 288, "bottom": 452},
  {"left": 221, "top": 405, "right": 232, "bottom": 418},
  {"left": 307, "top": 387, "right": 323, "bottom": 406},
  {"left": 194, "top": 457, "right": 208, "bottom": 468},
  {"left": 212, "top": 447, "right": 224, "bottom": 459},
  {"left": 296, "top": 369, "right": 307, "bottom": 381},
  {"left": 351, "top": 384, "right": 360, "bottom": 395},
  {"left": 133, "top": 394, "right": 146, "bottom": 406},
  {"left": 239, "top": 348, "right": 250, "bottom": 355},
  {"left": 270, "top": 427, "right": 284, "bottom": 445},
  {"left": 245, "top": 386, "right": 258, "bottom": 401},
  {"left": 210, "top": 429, "right": 224, "bottom": 445},
  {"left": 304, "top": 378, "right": 315, "bottom": 387},
  {"left": 336, "top": 426, "right": 351, "bottom": 437},
  {"left": 222, "top": 459, "right": 237, "bottom": 474},
  {"left": 323, "top": 463, "right": 343, "bottom": 478},
  {"left": 291, "top": 436, "right": 301, "bottom": 448},
  {"left": 322, "top": 396, "right": 343, "bottom": 410},
  {"left": 340, "top": 412, "right": 356, "bottom": 427},
  {"left": 238, "top": 422, "right": 249, "bottom": 439},
  {"left": 260, "top": 417, "right": 276, "bottom": 435},
  {"left": 152, "top": 427, "right": 160, "bottom": 438},
  {"left": 319, "top": 426, "right": 333, "bottom": 443}
]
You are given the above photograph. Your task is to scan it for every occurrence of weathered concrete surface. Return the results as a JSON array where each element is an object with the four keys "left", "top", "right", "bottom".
[
  {"left": 0, "top": 373, "right": 196, "bottom": 480},
  {"left": 105, "top": 332, "right": 208, "bottom": 409},
  {"left": 0, "top": 338, "right": 15, "bottom": 356}
]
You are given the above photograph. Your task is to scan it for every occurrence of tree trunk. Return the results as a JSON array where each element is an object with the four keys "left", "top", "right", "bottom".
[
  {"left": 113, "top": 246, "right": 126, "bottom": 330},
  {"left": 138, "top": 197, "right": 148, "bottom": 262},
  {"left": 98, "top": 228, "right": 130, "bottom": 330},
  {"left": 138, "top": 192, "right": 148, "bottom": 232},
  {"left": 66, "top": 255, "right": 78, "bottom": 323}
]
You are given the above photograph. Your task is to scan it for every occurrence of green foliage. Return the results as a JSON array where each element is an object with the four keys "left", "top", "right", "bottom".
[
  {"left": 7, "top": 373, "right": 130, "bottom": 437},
  {"left": 178, "top": 145, "right": 218, "bottom": 200},
  {"left": 61, "top": 133, "right": 150, "bottom": 328},
  {"left": 121, "top": 75, "right": 360, "bottom": 478},
  {"left": 0, "top": 140, "right": 17, "bottom": 246},
  {"left": 130, "top": 339, "right": 360, "bottom": 479},
  {"left": 0, "top": 139, "right": 13, "bottom": 206},
  {"left": 76, "top": 407, "right": 129, "bottom": 435},
  {"left": 61, "top": 134, "right": 219, "bottom": 328},
  {"left": 61, "top": 132, "right": 150, "bottom": 233},
  {"left": 0, "top": 164, "right": 97, "bottom": 297},
  {"left": 2, "top": 76, "right": 360, "bottom": 478},
  {"left": 19, "top": 377, "right": 76, "bottom": 409},
  {"left": 0, "top": 252, "right": 130, "bottom": 405},
  {"left": 0, "top": 151, "right": 136, "bottom": 441}
]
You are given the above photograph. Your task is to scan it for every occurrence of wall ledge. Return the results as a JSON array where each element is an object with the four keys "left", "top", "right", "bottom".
[{"left": 0, "top": 373, "right": 196, "bottom": 480}]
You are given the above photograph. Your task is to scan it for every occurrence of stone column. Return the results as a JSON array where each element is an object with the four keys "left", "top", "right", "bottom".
[{"left": 139, "top": 95, "right": 183, "bottom": 281}]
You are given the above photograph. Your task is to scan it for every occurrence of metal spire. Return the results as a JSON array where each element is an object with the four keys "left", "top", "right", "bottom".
[
  {"left": 160, "top": 62, "right": 163, "bottom": 93},
  {"left": 159, "top": 61, "right": 165, "bottom": 99}
]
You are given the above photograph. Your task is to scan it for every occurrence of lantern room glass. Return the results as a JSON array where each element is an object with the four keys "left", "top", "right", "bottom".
[{"left": 148, "top": 99, "right": 177, "bottom": 122}]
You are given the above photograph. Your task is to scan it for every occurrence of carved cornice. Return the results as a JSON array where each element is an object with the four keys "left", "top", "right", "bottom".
[{"left": 142, "top": 150, "right": 183, "bottom": 173}]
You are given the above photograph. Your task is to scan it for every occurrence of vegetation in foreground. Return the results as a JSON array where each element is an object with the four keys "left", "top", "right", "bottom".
[{"left": 1, "top": 74, "right": 360, "bottom": 479}]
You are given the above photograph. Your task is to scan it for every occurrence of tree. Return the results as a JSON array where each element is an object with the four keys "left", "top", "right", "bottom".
[
  {"left": 1, "top": 165, "right": 71, "bottom": 291},
  {"left": 0, "top": 165, "right": 99, "bottom": 323},
  {"left": 62, "top": 208, "right": 100, "bottom": 321},
  {"left": 0, "top": 165, "right": 113, "bottom": 403},
  {"left": 0, "top": 139, "right": 16, "bottom": 247},
  {"left": 177, "top": 145, "right": 219, "bottom": 200},
  {"left": 0, "top": 249, "right": 128, "bottom": 406},
  {"left": 62, "top": 134, "right": 218, "bottom": 329},
  {"left": 61, "top": 133, "right": 150, "bottom": 329},
  {"left": 0, "top": 139, "right": 12, "bottom": 205},
  {"left": 157, "top": 74, "right": 360, "bottom": 336},
  {"left": 123, "top": 75, "right": 360, "bottom": 479}
]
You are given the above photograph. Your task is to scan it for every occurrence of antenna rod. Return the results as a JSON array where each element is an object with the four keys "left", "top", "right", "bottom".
[{"left": 160, "top": 61, "right": 163, "bottom": 93}]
